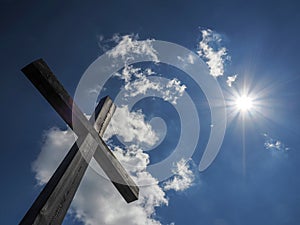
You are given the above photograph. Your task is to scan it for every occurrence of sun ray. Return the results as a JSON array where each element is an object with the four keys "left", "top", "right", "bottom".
[{"left": 225, "top": 78, "right": 269, "bottom": 177}]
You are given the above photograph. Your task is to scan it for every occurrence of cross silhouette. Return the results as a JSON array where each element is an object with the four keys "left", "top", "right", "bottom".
[{"left": 20, "top": 59, "right": 139, "bottom": 225}]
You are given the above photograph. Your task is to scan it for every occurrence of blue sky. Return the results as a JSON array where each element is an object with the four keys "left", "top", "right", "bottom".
[{"left": 1, "top": 0, "right": 300, "bottom": 224}]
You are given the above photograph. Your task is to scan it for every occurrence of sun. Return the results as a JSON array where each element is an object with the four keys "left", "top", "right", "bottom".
[
  {"left": 235, "top": 95, "right": 253, "bottom": 112},
  {"left": 226, "top": 88, "right": 259, "bottom": 121},
  {"left": 226, "top": 78, "right": 270, "bottom": 123}
]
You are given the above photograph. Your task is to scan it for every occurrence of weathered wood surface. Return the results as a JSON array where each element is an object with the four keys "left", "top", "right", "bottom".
[{"left": 20, "top": 59, "right": 139, "bottom": 225}]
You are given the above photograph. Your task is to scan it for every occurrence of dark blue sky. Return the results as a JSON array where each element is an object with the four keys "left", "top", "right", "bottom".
[{"left": 1, "top": 0, "right": 300, "bottom": 224}]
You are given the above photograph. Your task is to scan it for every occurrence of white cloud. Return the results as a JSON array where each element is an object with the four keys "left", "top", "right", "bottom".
[
  {"left": 163, "top": 159, "right": 194, "bottom": 192},
  {"left": 98, "top": 34, "right": 187, "bottom": 105},
  {"left": 103, "top": 105, "right": 159, "bottom": 147},
  {"left": 32, "top": 127, "right": 76, "bottom": 185},
  {"left": 107, "top": 34, "right": 159, "bottom": 63},
  {"left": 111, "top": 145, "right": 150, "bottom": 174},
  {"left": 197, "top": 29, "right": 229, "bottom": 77},
  {"left": 124, "top": 73, "right": 162, "bottom": 98},
  {"left": 226, "top": 75, "right": 237, "bottom": 87},
  {"left": 33, "top": 128, "right": 168, "bottom": 225},
  {"left": 115, "top": 65, "right": 186, "bottom": 105},
  {"left": 163, "top": 79, "right": 186, "bottom": 105},
  {"left": 263, "top": 133, "right": 290, "bottom": 152}
]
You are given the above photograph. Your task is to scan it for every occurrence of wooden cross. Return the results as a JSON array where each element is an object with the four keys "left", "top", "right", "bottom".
[{"left": 19, "top": 59, "right": 139, "bottom": 225}]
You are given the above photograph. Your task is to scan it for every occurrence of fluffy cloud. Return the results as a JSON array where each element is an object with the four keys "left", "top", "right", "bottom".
[
  {"left": 107, "top": 34, "right": 159, "bottom": 63},
  {"left": 122, "top": 66, "right": 161, "bottom": 97},
  {"left": 226, "top": 75, "right": 237, "bottom": 87},
  {"left": 33, "top": 127, "right": 168, "bottom": 225},
  {"left": 163, "top": 159, "right": 194, "bottom": 192},
  {"left": 103, "top": 105, "right": 159, "bottom": 147},
  {"left": 197, "top": 29, "right": 229, "bottom": 77},
  {"left": 115, "top": 65, "right": 186, "bottom": 105},
  {"left": 99, "top": 34, "right": 187, "bottom": 105},
  {"left": 72, "top": 143, "right": 168, "bottom": 225},
  {"left": 163, "top": 79, "right": 187, "bottom": 105},
  {"left": 263, "top": 133, "right": 290, "bottom": 152},
  {"left": 32, "top": 127, "right": 77, "bottom": 186}
]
